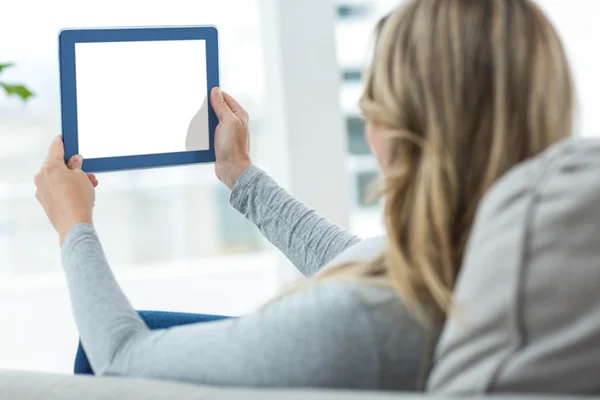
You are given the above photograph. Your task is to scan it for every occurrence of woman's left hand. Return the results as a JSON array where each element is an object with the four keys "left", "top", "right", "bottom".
[{"left": 35, "top": 136, "right": 99, "bottom": 246}]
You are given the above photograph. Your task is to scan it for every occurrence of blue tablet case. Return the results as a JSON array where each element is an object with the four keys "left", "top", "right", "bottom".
[{"left": 59, "top": 26, "right": 219, "bottom": 173}]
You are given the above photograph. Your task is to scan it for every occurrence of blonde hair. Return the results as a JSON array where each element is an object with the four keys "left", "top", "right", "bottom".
[{"left": 279, "top": 0, "right": 574, "bottom": 323}]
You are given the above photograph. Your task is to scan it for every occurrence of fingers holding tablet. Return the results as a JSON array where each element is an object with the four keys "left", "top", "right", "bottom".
[
  {"left": 211, "top": 89, "right": 252, "bottom": 190},
  {"left": 222, "top": 91, "right": 249, "bottom": 126},
  {"left": 65, "top": 152, "right": 99, "bottom": 187},
  {"left": 210, "top": 88, "right": 249, "bottom": 126},
  {"left": 34, "top": 137, "right": 96, "bottom": 246}
]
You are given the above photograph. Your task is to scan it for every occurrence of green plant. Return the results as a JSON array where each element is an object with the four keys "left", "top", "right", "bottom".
[{"left": 0, "top": 63, "right": 34, "bottom": 102}]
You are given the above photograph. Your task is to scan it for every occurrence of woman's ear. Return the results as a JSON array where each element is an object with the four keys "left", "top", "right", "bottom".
[{"left": 366, "top": 120, "right": 389, "bottom": 174}]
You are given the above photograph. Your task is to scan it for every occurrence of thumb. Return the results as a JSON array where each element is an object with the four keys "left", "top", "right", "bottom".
[
  {"left": 67, "top": 154, "right": 83, "bottom": 170},
  {"left": 210, "top": 87, "right": 233, "bottom": 121},
  {"left": 48, "top": 135, "right": 65, "bottom": 162}
]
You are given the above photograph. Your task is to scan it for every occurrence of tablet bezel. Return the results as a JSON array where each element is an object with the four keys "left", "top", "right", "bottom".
[{"left": 59, "top": 26, "right": 219, "bottom": 173}]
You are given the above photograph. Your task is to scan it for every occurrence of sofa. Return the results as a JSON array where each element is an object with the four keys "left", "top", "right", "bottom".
[
  {"left": 0, "top": 369, "right": 595, "bottom": 400},
  {"left": 2, "top": 138, "right": 600, "bottom": 399}
]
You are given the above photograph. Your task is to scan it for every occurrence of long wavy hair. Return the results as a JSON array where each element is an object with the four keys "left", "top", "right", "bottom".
[{"left": 279, "top": 0, "right": 574, "bottom": 323}]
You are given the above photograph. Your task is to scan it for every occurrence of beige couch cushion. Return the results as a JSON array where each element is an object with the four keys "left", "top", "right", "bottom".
[
  {"left": 0, "top": 369, "right": 594, "bottom": 400},
  {"left": 0, "top": 369, "right": 396, "bottom": 400},
  {"left": 428, "top": 138, "right": 600, "bottom": 394}
]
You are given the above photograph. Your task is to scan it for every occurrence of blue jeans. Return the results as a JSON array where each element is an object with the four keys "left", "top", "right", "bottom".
[{"left": 73, "top": 311, "right": 230, "bottom": 374}]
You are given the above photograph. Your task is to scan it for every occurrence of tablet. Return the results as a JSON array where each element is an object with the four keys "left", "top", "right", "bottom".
[{"left": 59, "top": 26, "right": 219, "bottom": 173}]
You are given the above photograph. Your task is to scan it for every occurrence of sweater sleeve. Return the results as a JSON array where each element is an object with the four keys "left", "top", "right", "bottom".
[
  {"left": 61, "top": 223, "right": 378, "bottom": 388},
  {"left": 230, "top": 165, "right": 361, "bottom": 276}
]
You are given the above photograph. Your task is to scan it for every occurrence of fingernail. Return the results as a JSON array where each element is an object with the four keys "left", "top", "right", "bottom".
[
  {"left": 213, "top": 87, "right": 223, "bottom": 100},
  {"left": 69, "top": 155, "right": 82, "bottom": 167}
]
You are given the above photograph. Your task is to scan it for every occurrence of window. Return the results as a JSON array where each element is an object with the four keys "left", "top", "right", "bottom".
[
  {"left": 0, "top": 0, "right": 278, "bottom": 373},
  {"left": 355, "top": 170, "right": 380, "bottom": 207},
  {"left": 346, "top": 116, "right": 370, "bottom": 155},
  {"left": 337, "top": 3, "right": 372, "bottom": 19},
  {"left": 342, "top": 68, "right": 363, "bottom": 83},
  {"left": 335, "top": 0, "right": 394, "bottom": 236}
]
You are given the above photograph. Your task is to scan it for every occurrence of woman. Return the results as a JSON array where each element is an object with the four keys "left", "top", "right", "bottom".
[{"left": 34, "top": 0, "right": 573, "bottom": 391}]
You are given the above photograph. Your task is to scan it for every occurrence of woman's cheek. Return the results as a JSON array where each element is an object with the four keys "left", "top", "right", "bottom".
[{"left": 365, "top": 120, "right": 389, "bottom": 174}]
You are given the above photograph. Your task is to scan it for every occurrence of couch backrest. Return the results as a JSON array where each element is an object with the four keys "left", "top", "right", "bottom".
[{"left": 428, "top": 138, "right": 600, "bottom": 395}]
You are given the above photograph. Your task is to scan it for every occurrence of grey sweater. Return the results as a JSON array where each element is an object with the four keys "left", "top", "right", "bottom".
[{"left": 61, "top": 165, "right": 437, "bottom": 390}]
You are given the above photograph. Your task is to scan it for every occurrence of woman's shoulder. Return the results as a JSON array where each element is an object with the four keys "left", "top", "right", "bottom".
[
  {"left": 264, "top": 278, "right": 426, "bottom": 346},
  {"left": 264, "top": 280, "right": 435, "bottom": 390},
  {"left": 323, "top": 235, "right": 388, "bottom": 268}
]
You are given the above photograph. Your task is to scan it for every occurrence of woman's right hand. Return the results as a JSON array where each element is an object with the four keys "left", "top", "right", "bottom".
[{"left": 210, "top": 87, "right": 252, "bottom": 190}]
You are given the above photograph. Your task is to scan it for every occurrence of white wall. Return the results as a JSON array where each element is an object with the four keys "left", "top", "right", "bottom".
[{"left": 536, "top": 0, "right": 600, "bottom": 137}]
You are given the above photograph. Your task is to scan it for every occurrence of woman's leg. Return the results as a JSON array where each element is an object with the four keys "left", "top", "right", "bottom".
[{"left": 73, "top": 311, "right": 231, "bottom": 375}]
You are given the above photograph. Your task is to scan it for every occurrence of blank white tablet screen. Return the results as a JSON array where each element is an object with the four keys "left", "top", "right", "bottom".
[{"left": 75, "top": 39, "right": 209, "bottom": 159}]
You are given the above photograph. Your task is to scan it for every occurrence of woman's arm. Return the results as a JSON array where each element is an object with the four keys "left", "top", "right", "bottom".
[
  {"left": 62, "top": 224, "right": 377, "bottom": 388},
  {"left": 211, "top": 89, "right": 360, "bottom": 276},
  {"left": 231, "top": 165, "right": 361, "bottom": 276}
]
